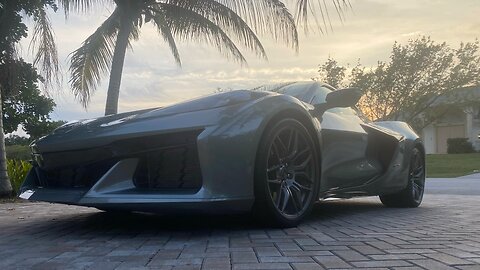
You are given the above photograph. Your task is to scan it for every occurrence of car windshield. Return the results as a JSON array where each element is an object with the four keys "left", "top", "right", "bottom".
[{"left": 252, "top": 82, "right": 310, "bottom": 101}]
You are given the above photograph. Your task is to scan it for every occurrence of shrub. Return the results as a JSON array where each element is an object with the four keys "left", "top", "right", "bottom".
[
  {"left": 7, "top": 160, "right": 32, "bottom": 195},
  {"left": 6, "top": 144, "right": 31, "bottom": 160},
  {"left": 447, "top": 138, "right": 475, "bottom": 154}
]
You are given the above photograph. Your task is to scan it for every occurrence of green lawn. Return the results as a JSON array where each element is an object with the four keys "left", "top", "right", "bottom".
[{"left": 426, "top": 153, "right": 480, "bottom": 178}]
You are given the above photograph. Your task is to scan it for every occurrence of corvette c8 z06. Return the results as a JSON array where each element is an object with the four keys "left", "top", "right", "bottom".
[{"left": 20, "top": 82, "right": 425, "bottom": 227}]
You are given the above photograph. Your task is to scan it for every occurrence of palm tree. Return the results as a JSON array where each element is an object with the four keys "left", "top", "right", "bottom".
[
  {"left": 0, "top": 0, "right": 59, "bottom": 197},
  {"left": 64, "top": 0, "right": 350, "bottom": 115}
]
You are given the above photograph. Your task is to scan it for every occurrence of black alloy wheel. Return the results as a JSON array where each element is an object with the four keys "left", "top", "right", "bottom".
[{"left": 254, "top": 118, "right": 320, "bottom": 227}]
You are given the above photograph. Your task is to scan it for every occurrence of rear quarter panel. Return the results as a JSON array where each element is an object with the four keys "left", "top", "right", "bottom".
[{"left": 369, "top": 121, "right": 424, "bottom": 195}]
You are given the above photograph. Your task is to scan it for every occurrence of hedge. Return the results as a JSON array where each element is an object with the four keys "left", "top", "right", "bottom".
[{"left": 447, "top": 138, "right": 475, "bottom": 154}]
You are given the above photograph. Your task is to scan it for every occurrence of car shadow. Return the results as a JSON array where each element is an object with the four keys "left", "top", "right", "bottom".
[
  {"left": 7, "top": 198, "right": 394, "bottom": 238},
  {"left": 310, "top": 199, "right": 387, "bottom": 219}
]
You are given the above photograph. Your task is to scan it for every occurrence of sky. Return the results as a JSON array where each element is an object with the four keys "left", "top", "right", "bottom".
[{"left": 19, "top": 0, "right": 480, "bottom": 122}]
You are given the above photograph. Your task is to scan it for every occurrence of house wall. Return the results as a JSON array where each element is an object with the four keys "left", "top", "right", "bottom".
[
  {"left": 422, "top": 106, "right": 480, "bottom": 154},
  {"left": 422, "top": 124, "right": 436, "bottom": 154}
]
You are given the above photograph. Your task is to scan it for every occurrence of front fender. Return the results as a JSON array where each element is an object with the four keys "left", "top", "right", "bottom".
[{"left": 196, "top": 95, "right": 321, "bottom": 200}]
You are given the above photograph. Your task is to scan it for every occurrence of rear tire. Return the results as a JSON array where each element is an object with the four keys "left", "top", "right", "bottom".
[
  {"left": 380, "top": 147, "right": 425, "bottom": 208},
  {"left": 253, "top": 118, "right": 320, "bottom": 227}
]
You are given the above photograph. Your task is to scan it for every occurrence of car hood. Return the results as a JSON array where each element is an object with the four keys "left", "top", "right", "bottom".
[
  {"left": 34, "top": 90, "right": 272, "bottom": 153},
  {"left": 54, "top": 90, "right": 269, "bottom": 134}
]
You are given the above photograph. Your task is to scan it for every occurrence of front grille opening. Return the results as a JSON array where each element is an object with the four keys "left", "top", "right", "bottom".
[
  {"left": 35, "top": 159, "right": 117, "bottom": 189},
  {"left": 133, "top": 144, "right": 202, "bottom": 192},
  {"left": 32, "top": 129, "right": 203, "bottom": 191}
]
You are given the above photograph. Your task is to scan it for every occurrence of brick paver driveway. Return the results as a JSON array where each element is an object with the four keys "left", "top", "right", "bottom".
[{"left": 1, "top": 177, "right": 479, "bottom": 270}]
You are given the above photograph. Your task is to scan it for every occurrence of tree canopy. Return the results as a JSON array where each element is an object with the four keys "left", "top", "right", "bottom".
[
  {"left": 315, "top": 37, "right": 480, "bottom": 130},
  {"left": 0, "top": 0, "right": 59, "bottom": 91},
  {"left": 1, "top": 61, "right": 63, "bottom": 139}
]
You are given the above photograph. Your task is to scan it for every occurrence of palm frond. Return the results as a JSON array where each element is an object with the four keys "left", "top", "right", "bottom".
[
  {"left": 160, "top": 3, "right": 247, "bottom": 65},
  {"left": 128, "top": 23, "right": 140, "bottom": 50},
  {"left": 293, "top": 0, "right": 351, "bottom": 33},
  {"left": 150, "top": 10, "right": 182, "bottom": 66},
  {"left": 212, "top": 0, "right": 299, "bottom": 51},
  {"left": 163, "top": 0, "right": 267, "bottom": 59},
  {"left": 68, "top": 8, "right": 119, "bottom": 107},
  {"left": 30, "top": 6, "right": 60, "bottom": 90},
  {"left": 58, "top": 0, "right": 111, "bottom": 17}
]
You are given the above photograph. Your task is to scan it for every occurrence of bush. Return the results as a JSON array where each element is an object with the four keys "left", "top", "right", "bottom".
[
  {"left": 6, "top": 144, "right": 31, "bottom": 160},
  {"left": 447, "top": 138, "right": 475, "bottom": 154},
  {"left": 7, "top": 159, "right": 32, "bottom": 195}
]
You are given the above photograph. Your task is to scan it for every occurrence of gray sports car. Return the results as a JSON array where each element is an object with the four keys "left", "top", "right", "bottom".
[{"left": 19, "top": 81, "right": 425, "bottom": 227}]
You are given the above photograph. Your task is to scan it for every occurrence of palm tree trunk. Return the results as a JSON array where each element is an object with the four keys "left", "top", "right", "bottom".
[
  {"left": 104, "top": 12, "right": 133, "bottom": 116},
  {"left": 0, "top": 89, "right": 13, "bottom": 198}
]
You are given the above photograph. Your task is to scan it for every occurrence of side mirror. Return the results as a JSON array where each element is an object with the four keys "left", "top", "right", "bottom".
[
  {"left": 313, "top": 87, "right": 363, "bottom": 117},
  {"left": 325, "top": 87, "right": 363, "bottom": 108}
]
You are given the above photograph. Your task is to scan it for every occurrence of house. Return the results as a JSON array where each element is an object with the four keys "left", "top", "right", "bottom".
[{"left": 422, "top": 86, "right": 480, "bottom": 154}]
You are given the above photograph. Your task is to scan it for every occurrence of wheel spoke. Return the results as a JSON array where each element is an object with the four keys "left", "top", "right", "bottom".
[
  {"left": 286, "top": 131, "right": 299, "bottom": 160},
  {"left": 287, "top": 129, "right": 295, "bottom": 150},
  {"left": 275, "top": 135, "right": 288, "bottom": 158},
  {"left": 412, "top": 166, "right": 424, "bottom": 179},
  {"left": 292, "top": 180, "right": 312, "bottom": 192},
  {"left": 280, "top": 186, "right": 290, "bottom": 212},
  {"left": 288, "top": 187, "right": 300, "bottom": 213},
  {"left": 267, "top": 164, "right": 282, "bottom": 173},
  {"left": 412, "top": 182, "right": 421, "bottom": 199},
  {"left": 294, "top": 171, "right": 313, "bottom": 182},
  {"left": 271, "top": 142, "right": 283, "bottom": 163},
  {"left": 293, "top": 153, "right": 312, "bottom": 170},
  {"left": 268, "top": 179, "right": 282, "bottom": 185},
  {"left": 292, "top": 147, "right": 309, "bottom": 162},
  {"left": 275, "top": 184, "right": 283, "bottom": 207}
]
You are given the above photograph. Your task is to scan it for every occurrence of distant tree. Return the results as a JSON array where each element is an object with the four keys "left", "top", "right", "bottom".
[
  {"left": 314, "top": 37, "right": 480, "bottom": 130},
  {"left": 314, "top": 57, "right": 347, "bottom": 89},
  {"left": 0, "top": 0, "right": 59, "bottom": 197}
]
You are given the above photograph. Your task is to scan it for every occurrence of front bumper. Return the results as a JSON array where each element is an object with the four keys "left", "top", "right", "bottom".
[
  {"left": 21, "top": 128, "right": 256, "bottom": 214},
  {"left": 19, "top": 159, "right": 253, "bottom": 214}
]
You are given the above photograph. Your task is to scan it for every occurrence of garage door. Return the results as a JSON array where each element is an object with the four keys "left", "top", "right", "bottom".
[{"left": 436, "top": 125, "right": 465, "bottom": 154}]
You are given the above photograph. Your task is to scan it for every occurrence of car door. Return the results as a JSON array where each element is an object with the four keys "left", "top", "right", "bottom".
[{"left": 309, "top": 85, "right": 381, "bottom": 193}]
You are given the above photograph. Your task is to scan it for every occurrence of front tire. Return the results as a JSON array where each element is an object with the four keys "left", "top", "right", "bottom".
[
  {"left": 253, "top": 118, "right": 320, "bottom": 227},
  {"left": 380, "top": 147, "right": 425, "bottom": 208}
]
